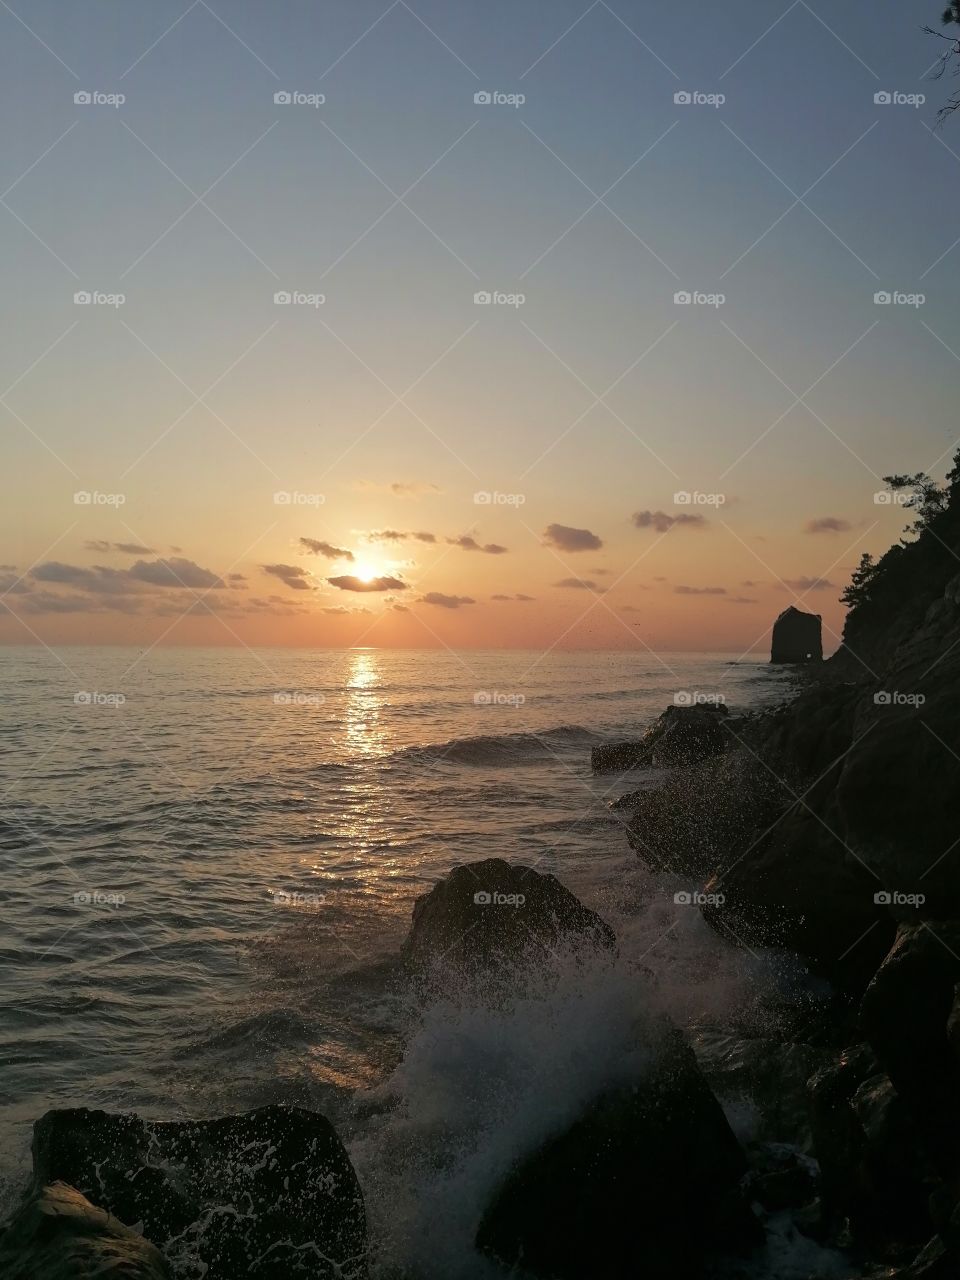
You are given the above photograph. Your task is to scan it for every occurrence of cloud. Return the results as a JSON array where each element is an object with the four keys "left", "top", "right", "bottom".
[
  {"left": 554, "top": 577, "right": 606, "bottom": 592},
  {"left": 804, "top": 517, "right": 852, "bottom": 535},
  {"left": 262, "top": 563, "right": 313, "bottom": 591},
  {"left": 84, "top": 540, "right": 156, "bottom": 555},
  {"left": 725, "top": 596, "right": 758, "bottom": 605},
  {"left": 299, "top": 538, "right": 354, "bottom": 560},
  {"left": 782, "top": 576, "right": 835, "bottom": 592},
  {"left": 391, "top": 603, "right": 410, "bottom": 612},
  {"left": 367, "top": 529, "right": 437, "bottom": 544},
  {"left": 543, "top": 523, "right": 603, "bottom": 552},
  {"left": 327, "top": 574, "right": 407, "bottom": 592},
  {"left": 129, "top": 558, "right": 224, "bottom": 589},
  {"left": 632, "top": 510, "right": 706, "bottom": 533},
  {"left": 447, "top": 535, "right": 508, "bottom": 555},
  {"left": 418, "top": 591, "right": 475, "bottom": 609},
  {"left": 674, "top": 585, "right": 727, "bottom": 595},
  {"left": 355, "top": 481, "right": 440, "bottom": 498},
  {"left": 491, "top": 592, "right": 536, "bottom": 602}
]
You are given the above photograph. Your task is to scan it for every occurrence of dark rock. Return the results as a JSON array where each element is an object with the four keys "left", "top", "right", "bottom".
[
  {"left": 31, "top": 1105, "right": 367, "bottom": 1279},
  {"left": 771, "top": 604, "right": 823, "bottom": 663},
  {"left": 402, "top": 858, "right": 614, "bottom": 982},
  {"left": 476, "top": 1023, "right": 760, "bottom": 1279},
  {"left": 808, "top": 1045, "right": 933, "bottom": 1249},
  {"left": 591, "top": 739, "right": 652, "bottom": 772},
  {"left": 745, "top": 1147, "right": 818, "bottom": 1211},
  {"left": 0, "top": 1182, "right": 170, "bottom": 1280},
  {"left": 592, "top": 703, "right": 729, "bottom": 773}
]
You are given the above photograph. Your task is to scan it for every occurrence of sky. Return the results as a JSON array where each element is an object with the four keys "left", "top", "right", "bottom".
[{"left": 1, "top": 0, "right": 958, "bottom": 654}]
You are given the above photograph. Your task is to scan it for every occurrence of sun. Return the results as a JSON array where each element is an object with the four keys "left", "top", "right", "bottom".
[{"left": 352, "top": 559, "right": 381, "bottom": 584}]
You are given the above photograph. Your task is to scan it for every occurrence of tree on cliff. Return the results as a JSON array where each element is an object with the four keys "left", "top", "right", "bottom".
[{"left": 925, "top": 5, "right": 960, "bottom": 120}]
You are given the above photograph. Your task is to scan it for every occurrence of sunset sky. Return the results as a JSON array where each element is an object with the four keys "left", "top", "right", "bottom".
[{"left": 1, "top": 0, "right": 956, "bottom": 653}]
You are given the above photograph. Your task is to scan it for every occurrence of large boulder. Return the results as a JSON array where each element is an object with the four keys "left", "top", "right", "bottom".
[
  {"left": 402, "top": 858, "right": 615, "bottom": 982},
  {"left": 31, "top": 1105, "right": 367, "bottom": 1279},
  {"left": 591, "top": 703, "right": 729, "bottom": 773},
  {"left": 476, "top": 1023, "right": 759, "bottom": 1278},
  {"left": 0, "top": 1182, "right": 170, "bottom": 1280}
]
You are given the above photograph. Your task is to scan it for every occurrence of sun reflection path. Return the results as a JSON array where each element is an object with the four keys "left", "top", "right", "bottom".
[{"left": 343, "top": 648, "right": 386, "bottom": 759}]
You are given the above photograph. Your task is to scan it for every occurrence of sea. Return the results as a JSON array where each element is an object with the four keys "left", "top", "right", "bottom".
[{"left": 0, "top": 646, "right": 852, "bottom": 1278}]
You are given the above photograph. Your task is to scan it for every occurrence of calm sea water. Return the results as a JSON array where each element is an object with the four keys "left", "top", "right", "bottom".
[{"left": 1, "top": 646, "right": 833, "bottom": 1278}]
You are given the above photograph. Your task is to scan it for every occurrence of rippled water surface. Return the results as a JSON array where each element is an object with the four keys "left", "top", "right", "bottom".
[{"left": 0, "top": 645, "right": 807, "bottom": 1273}]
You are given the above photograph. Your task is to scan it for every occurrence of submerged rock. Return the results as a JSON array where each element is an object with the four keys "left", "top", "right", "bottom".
[
  {"left": 476, "top": 1023, "right": 759, "bottom": 1279},
  {"left": 0, "top": 1181, "right": 171, "bottom": 1280},
  {"left": 401, "top": 857, "right": 615, "bottom": 980},
  {"left": 31, "top": 1104, "right": 367, "bottom": 1279}
]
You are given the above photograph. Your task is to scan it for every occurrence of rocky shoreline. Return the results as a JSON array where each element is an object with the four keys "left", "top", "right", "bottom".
[{"left": 5, "top": 468, "right": 960, "bottom": 1278}]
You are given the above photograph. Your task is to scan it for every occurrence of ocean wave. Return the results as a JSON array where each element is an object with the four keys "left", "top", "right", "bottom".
[{"left": 393, "top": 724, "right": 601, "bottom": 768}]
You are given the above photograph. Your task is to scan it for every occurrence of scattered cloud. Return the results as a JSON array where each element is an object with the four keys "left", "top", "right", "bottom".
[
  {"left": 491, "top": 593, "right": 536, "bottom": 602},
  {"left": 299, "top": 538, "right": 354, "bottom": 560},
  {"left": 262, "top": 563, "right": 313, "bottom": 591},
  {"left": 804, "top": 517, "right": 852, "bottom": 535},
  {"left": 366, "top": 529, "right": 437, "bottom": 544},
  {"left": 84, "top": 540, "right": 156, "bottom": 555},
  {"left": 725, "top": 596, "right": 758, "bottom": 605},
  {"left": 391, "top": 603, "right": 410, "bottom": 612},
  {"left": 355, "top": 481, "right": 440, "bottom": 498},
  {"left": 543, "top": 523, "right": 603, "bottom": 552},
  {"left": 418, "top": 591, "right": 475, "bottom": 609},
  {"left": 782, "top": 576, "right": 835, "bottom": 592},
  {"left": 129, "top": 558, "right": 224, "bottom": 589},
  {"left": 554, "top": 577, "right": 606, "bottom": 592},
  {"left": 632, "top": 510, "right": 706, "bottom": 533},
  {"left": 674, "top": 585, "right": 726, "bottom": 595},
  {"left": 447, "top": 535, "right": 508, "bottom": 555},
  {"left": 327, "top": 574, "right": 407, "bottom": 593}
]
